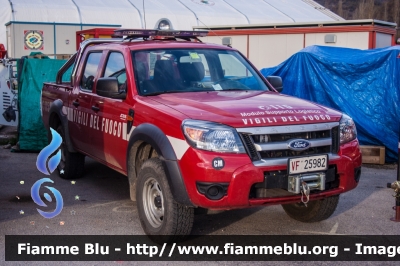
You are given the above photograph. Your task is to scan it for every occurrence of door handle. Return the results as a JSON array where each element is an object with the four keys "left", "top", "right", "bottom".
[
  {"left": 91, "top": 105, "right": 100, "bottom": 112},
  {"left": 72, "top": 100, "right": 79, "bottom": 107}
]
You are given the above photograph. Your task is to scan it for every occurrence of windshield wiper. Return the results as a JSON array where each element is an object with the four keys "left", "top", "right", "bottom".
[
  {"left": 221, "top": 88, "right": 248, "bottom": 91},
  {"left": 143, "top": 90, "right": 185, "bottom": 96},
  {"left": 144, "top": 89, "right": 216, "bottom": 96}
]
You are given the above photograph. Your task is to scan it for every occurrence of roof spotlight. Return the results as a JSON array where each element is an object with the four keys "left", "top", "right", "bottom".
[{"left": 158, "top": 20, "right": 171, "bottom": 30}]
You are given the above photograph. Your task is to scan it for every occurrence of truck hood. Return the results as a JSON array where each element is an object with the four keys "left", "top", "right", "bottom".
[{"left": 150, "top": 91, "right": 342, "bottom": 128}]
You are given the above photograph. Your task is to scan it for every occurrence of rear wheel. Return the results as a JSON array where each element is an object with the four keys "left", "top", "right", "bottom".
[
  {"left": 282, "top": 195, "right": 339, "bottom": 223},
  {"left": 55, "top": 125, "right": 85, "bottom": 179},
  {"left": 136, "top": 158, "right": 194, "bottom": 243}
]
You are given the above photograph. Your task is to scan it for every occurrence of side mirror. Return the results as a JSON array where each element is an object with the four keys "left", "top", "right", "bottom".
[
  {"left": 96, "top": 77, "right": 126, "bottom": 99},
  {"left": 267, "top": 76, "right": 283, "bottom": 93}
]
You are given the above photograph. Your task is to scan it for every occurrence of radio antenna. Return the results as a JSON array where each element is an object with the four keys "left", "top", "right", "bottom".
[
  {"left": 196, "top": 18, "right": 222, "bottom": 41},
  {"left": 176, "top": 0, "right": 221, "bottom": 40},
  {"left": 142, "top": 0, "right": 147, "bottom": 29}
]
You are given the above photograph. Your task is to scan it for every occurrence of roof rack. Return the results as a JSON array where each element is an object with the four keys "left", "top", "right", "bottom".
[{"left": 113, "top": 29, "right": 208, "bottom": 41}]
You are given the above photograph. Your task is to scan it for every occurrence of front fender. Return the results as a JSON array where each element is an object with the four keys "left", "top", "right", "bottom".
[
  {"left": 48, "top": 99, "right": 76, "bottom": 153},
  {"left": 127, "top": 123, "right": 193, "bottom": 206}
]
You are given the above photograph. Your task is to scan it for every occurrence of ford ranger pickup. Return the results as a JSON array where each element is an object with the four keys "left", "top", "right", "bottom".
[{"left": 41, "top": 29, "right": 362, "bottom": 242}]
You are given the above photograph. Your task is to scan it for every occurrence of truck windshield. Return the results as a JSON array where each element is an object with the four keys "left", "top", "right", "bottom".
[{"left": 132, "top": 49, "right": 270, "bottom": 96}]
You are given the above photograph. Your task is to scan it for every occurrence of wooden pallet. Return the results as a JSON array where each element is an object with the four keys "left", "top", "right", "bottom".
[
  {"left": 360, "top": 145, "right": 385, "bottom": 164},
  {"left": 27, "top": 54, "right": 72, "bottom": 60}
]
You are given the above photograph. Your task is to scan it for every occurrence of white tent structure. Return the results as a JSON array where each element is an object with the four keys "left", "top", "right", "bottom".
[{"left": 0, "top": 0, "right": 343, "bottom": 54}]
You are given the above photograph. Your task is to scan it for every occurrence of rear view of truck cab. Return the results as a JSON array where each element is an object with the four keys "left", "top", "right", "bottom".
[{"left": 41, "top": 29, "right": 361, "bottom": 242}]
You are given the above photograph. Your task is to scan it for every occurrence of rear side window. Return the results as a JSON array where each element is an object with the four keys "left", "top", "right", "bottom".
[
  {"left": 80, "top": 52, "right": 102, "bottom": 91},
  {"left": 61, "top": 63, "right": 74, "bottom": 84}
]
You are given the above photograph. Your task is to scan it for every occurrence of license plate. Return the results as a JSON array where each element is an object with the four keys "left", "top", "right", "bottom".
[{"left": 288, "top": 154, "right": 328, "bottom": 174}]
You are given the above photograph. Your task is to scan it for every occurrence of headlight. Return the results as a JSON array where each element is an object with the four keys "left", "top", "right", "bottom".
[
  {"left": 182, "top": 120, "right": 246, "bottom": 153},
  {"left": 339, "top": 114, "right": 357, "bottom": 144}
]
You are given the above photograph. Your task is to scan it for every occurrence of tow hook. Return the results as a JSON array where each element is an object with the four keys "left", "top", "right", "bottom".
[
  {"left": 387, "top": 139, "right": 400, "bottom": 222},
  {"left": 288, "top": 173, "right": 325, "bottom": 207},
  {"left": 300, "top": 181, "right": 310, "bottom": 207}
]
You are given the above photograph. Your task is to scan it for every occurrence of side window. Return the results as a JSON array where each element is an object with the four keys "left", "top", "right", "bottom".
[
  {"left": 103, "top": 52, "right": 126, "bottom": 87},
  {"left": 61, "top": 63, "right": 74, "bottom": 84},
  {"left": 80, "top": 52, "right": 102, "bottom": 91}
]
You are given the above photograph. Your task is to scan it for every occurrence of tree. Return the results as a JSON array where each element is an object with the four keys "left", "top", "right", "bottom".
[
  {"left": 353, "top": 0, "right": 375, "bottom": 19},
  {"left": 337, "top": 0, "right": 344, "bottom": 17},
  {"left": 353, "top": 0, "right": 367, "bottom": 19},
  {"left": 366, "top": 0, "right": 375, "bottom": 19},
  {"left": 324, "top": 0, "right": 328, "bottom": 8},
  {"left": 394, "top": 0, "right": 399, "bottom": 24},
  {"left": 382, "top": 1, "right": 388, "bottom": 21},
  {"left": 315, "top": 0, "right": 399, "bottom": 40}
]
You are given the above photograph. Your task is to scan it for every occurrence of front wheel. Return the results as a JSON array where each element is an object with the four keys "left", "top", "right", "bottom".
[
  {"left": 281, "top": 195, "right": 339, "bottom": 223},
  {"left": 136, "top": 158, "right": 194, "bottom": 243}
]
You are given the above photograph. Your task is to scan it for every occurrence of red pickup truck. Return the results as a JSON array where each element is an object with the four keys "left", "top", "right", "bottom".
[{"left": 41, "top": 29, "right": 361, "bottom": 242}]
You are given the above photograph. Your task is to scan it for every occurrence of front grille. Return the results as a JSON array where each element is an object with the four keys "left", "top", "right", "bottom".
[
  {"left": 259, "top": 146, "right": 331, "bottom": 159},
  {"left": 237, "top": 122, "right": 340, "bottom": 162},
  {"left": 253, "top": 129, "right": 330, "bottom": 142},
  {"left": 331, "top": 126, "right": 340, "bottom": 153},
  {"left": 240, "top": 134, "right": 260, "bottom": 161}
]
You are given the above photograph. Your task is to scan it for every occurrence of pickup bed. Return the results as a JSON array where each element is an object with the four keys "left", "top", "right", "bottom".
[{"left": 41, "top": 29, "right": 362, "bottom": 242}]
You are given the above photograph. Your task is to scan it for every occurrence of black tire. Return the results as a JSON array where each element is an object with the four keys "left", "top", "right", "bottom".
[
  {"left": 55, "top": 125, "right": 85, "bottom": 179},
  {"left": 136, "top": 158, "right": 194, "bottom": 243},
  {"left": 282, "top": 195, "right": 339, "bottom": 223}
]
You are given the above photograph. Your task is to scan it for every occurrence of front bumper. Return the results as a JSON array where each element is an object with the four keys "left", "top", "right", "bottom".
[{"left": 179, "top": 139, "right": 362, "bottom": 209}]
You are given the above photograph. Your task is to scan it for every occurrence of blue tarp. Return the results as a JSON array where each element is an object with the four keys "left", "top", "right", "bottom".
[{"left": 261, "top": 45, "right": 400, "bottom": 162}]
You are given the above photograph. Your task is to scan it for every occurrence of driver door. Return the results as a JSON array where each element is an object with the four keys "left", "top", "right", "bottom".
[{"left": 89, "top": 51, "right": 131, "bottom": 171}]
